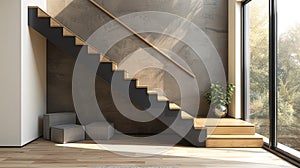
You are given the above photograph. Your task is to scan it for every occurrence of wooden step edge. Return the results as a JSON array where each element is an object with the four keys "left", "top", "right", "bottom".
[
  {"left": 100, "top": 56, "right": 112, "bottom": 63},
  {"left": 169, "top": 103, "right": 181, "bottom": 110},
  {"left": 207, "top": 133, "right": 263, "bottom": 139},
  {"left": 50, "top": 18, "right": 62, "bottom": 27},
  {"left": 28, "top": 6, "right": 39, "bottom": 9},
  {"left": 157, "top": 95, "right": 169, "bottom": 102},
  {"left": 88, "top": 47, "right": 99, "bottom": 54},
  {"left": 63, "top": 28, "right": 74, "bottom": 37},
  {"left": 181, "top": 111, "right": 194, "bottom": 120},
  {"left": 112, "top": 63, "right": 118, "bottom": 71},
  {"left": 193, "top": 118, "right": 205, "bottom": 129},
  {"left": 206, "top": 126, "right": 256, "bottom": 135},
  {"left": 136, "top": 85, "right": 148, "bottom": 89},
  {"left": 147, "top": 90, "right": 158, "bottom": 95},
  {"left": 113, "top": 69, "right": 137, "bottom": 80},
  {"left": 124, "top": 72, "right": 138, "bottom": 81},
  {"left": 194, "top": 118, "right": 255, "bottom": 128},
  {"left": 98, "top": 56, "right": 117, "bottom": 71},
  {"left": 194, "top": 124, "right": 255, "bottom": 131},
  {"left": 206, "top": 134, "right": 264, "bottom": 148},
  {"left": 135, "top": 80, "right": 147, "bottom": 89},
  {"left": 123, "top": 71, "right": 131, "bottom": 80},
  {"left": 124, "top": 76, "right": 138, "bottom": 81},
  {"left": 37, "top": 8, "right": 50, "bottom": 18},
  {"left": 75, "top": 37, "right": 86, "bottom": 46},
  {"left": 206, "top": 138, "right": 264, "bottom": 148}
]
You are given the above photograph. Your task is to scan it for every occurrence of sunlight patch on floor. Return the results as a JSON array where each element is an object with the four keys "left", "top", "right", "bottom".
[{"left": 55, "top": 142, "right": 288, "bottom": 167}]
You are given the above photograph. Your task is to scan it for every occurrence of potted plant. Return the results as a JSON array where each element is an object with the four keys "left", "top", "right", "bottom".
[{"left": 206, "top": 83, "right": 235, "bottom": 117}]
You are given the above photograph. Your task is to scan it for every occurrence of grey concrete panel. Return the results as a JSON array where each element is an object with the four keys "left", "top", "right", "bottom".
[
  {"left": 85, "top": 122, "right": 114, "bottom": 140},
  {"left": 51, "top": 124, "right": 85, "bottom": 143},
  {"left": 43, "top": 112, "right": 76, "bottom": 140}
]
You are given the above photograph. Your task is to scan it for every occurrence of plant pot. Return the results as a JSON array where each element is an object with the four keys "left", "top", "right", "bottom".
[{"left": 214, "top": 105, "right": 227, "bottom": 118}]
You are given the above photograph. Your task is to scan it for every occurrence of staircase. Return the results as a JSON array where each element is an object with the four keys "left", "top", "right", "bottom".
[
  {"left": 28, "top": 7, "right": 264, "bottom": 148},
  {"left": 194, "top": 118, "right": 264, "bottom": 147},
  {"left": 28, "top": 7, "right": 205, "bottom": 147}
]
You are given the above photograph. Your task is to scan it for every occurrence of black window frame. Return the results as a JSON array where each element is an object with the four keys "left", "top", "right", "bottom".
[{"left": 241, "top": 0, "right": 300, "bottom": 166}]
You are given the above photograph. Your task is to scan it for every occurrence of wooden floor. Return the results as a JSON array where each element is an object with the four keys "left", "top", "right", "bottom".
[{"left": 0, "top": 137, "right": 295, "bottom": 168}]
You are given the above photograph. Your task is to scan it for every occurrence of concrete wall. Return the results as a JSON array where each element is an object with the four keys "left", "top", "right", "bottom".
[
  {"left": 47, "top": 0, "right": 228, "bottom": 133},
  {"left": 0, "top": 0, "right": 46, "bottom": 146},
  {"left": 47, "top": 42, "right": 168, "bottom": 134}
]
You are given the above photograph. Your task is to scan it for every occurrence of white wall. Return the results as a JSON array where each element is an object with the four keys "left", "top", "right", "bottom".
[
  {"left": 21, "top": 0, "right": 47, "bottom": 146},
  {"left": 0, "top": 0, "right": 47, "bottom": 146},
  {"left": 0, "top": 0, "right": 22, "bottom": 146}
]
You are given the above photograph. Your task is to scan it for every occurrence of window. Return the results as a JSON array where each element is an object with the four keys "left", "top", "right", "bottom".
[
  {"left": 243, "top": 0, "right": 300, "bottom": 164},
  {"left": 277, "top": 0, "right": 300, "bottom": 156},
  {"left": 243, "top": 0, "right": 270, "bottom": 140}
]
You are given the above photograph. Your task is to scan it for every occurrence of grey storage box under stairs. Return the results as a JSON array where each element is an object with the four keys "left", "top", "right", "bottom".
[
  {"left": 43, "top": 112, "right": 76, "bottom": 140},
  {"left": 85, "top": 122, "right": 114, "bottom": 140},
  {"left": 51, "top": 124, "right": 85, "bottom": 144}
]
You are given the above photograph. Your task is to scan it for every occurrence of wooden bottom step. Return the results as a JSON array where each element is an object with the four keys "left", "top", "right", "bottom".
[
  {"left": 194, "top": 118, "right": 256, "bottom": 135},
  {"left": 207, "top": 126, "right": 255, "bottom": 135},
  {"left": 194, "top": 118, "right": 254, "bottom": 128},
  {"left": 206, "top": 134, "right": 264, "bottom": 148}
]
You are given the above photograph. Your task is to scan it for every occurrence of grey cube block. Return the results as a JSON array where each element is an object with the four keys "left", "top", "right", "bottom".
[
  {"left": 43, "top": 113, "right": 76, "bottom": 140},
  {"left": 85, "top": 122, "right": 114, "bottom": 140},
  {"left": 51, "top": 124, "right": 85, "bottom": 144}
]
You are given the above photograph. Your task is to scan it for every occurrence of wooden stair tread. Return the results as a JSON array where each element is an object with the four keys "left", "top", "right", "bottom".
[
  {"left": 169, "top": 103, "right": 180, "bottom": 110},
  {"left": 147, "top": 90, "right": 157, "bottom": 95},
  {"left": 63, "top": 28, "right": 74, "bottom": 37},
  {"left": 112, "top": 63, "right": 118, "bottom": 71},
  {"left": 37, "top": 8, "right": 49, "bottom": 18},
  {"left": 206, "top": 139, "right": 263, "bottom": 148},
  {"left": 88, "top": 47, "right": 99, "bottom": 54},
  {"left": 181, "top": 111, "right": 194, "bottom": 119},
  {"left": 100, "top": 56, "right": 112, "bottom": 63},
  {"left": 136, "top": 80, "right": 147, "bottom": 88},
  {"left": 75, "top": 37, "right": 85, "bottom": 45},
  {"left": 50, "top": 18, "right": 62, "bottom": 27},
  {"left": 206, "top": 126, "right": 255, "bottom": 135},
  {"left": 194, "top": 118, "right": 254, "bottom": 129},
  {"left": 124, "top": 73, "right": 132, "bottom": 80},
  {"left": 136, "top": 85, "right": 148, "bottom": 88},
  {"left": 206, "top": 134, "right": 264, "bottom": 148},
  {"left": 207, "top": 133, "right": 263, "bottom": 139},
  {"left": 28, "top": 6, "right": 39, "bottom": 8},
  {"left": 157, "top": 95, "right": 169, "bottom": 101}
]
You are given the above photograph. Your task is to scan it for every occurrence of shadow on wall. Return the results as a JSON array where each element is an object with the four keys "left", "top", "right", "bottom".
[{"left": 47, "top": 0, "right": 228, "bottom": 121}]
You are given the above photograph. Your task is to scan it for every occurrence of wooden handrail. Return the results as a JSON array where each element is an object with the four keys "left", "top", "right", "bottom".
[{"left": 89, "top": 0, "right": 195, "bottom": 78}]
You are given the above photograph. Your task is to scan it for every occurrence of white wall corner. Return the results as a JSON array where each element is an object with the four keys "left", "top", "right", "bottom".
[
  {"left": 21, "top": 0, "right": 47, "bottom": 146},
  {"left": 228, "top": 0, "right": 242, "bottom": 118}
]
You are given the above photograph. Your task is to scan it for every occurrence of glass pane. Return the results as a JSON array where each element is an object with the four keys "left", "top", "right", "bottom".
[
  {"left": 277, "top": 0, "right": 300, "bottom": 154},
  {"left": 245, "top": 0, "right": 269, "bottom": 139}
]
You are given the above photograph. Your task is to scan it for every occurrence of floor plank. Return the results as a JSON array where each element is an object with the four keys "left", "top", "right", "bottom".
[{"left": 0, "top": 138, "right": 295, "bottom": 168}]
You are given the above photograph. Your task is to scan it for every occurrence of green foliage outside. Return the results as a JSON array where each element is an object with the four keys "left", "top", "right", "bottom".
[{"left": 249, "top": 1, "right": 300, "bottom": 151}]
